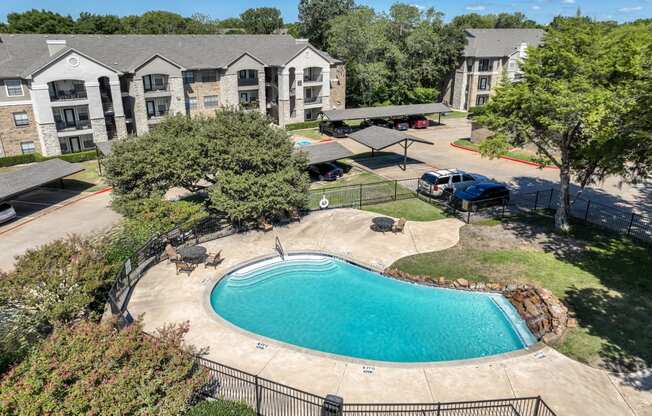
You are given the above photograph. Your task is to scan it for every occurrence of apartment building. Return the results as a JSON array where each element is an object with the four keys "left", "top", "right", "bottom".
[
  {"left": 0, "top": 34, "right": 346, "bottom": 157},
  {"left": 443, "top": 28, "right": 544, "bottom": 111}
]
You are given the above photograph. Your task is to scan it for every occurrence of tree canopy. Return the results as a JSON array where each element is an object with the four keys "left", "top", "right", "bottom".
[
  {"left": 449, "top": 12, "right": 540, "bottom": 30},
  {"left": 240, "top": 7, "right": 283, "bottom": 34},
  {"left": 298, "top": 0, "right": 355, "bottom": 49},
  {"left": 326, "top": 4, "right": 464, "bottom": 106},
  {"left": 475, "top": 18, "right": 652, "bottom": 230},
  {"left": 103, "top": 110, "right": 309, "bottom": 223}
]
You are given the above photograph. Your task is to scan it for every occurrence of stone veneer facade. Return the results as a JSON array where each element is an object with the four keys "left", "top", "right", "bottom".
[{"left": 0, "top": 104, "right": 40, "bottom": 157}]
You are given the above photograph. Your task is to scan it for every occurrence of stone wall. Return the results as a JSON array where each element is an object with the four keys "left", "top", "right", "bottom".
[
  {"left": 329, "top": 63, "right": 346, "bottom": 110},
  {"left": 185, "top": 79, "right": 221, "bottom": 117},
  {"left": 37, "top": 123, "right": 60, "bottom": 156},
  {"left": 385, "top": 269, "right": 571, "bottom": 343},
  {"left": 0, "top": 104, "right": 40, "bottom": 157}
]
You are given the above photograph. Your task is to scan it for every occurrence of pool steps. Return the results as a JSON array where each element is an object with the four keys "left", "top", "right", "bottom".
[{"left": 226, "top": 258, "right": 338, "bottom": 288}]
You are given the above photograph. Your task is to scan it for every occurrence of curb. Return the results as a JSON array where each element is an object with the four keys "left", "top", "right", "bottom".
[
  {"left": 450, "top": 143, "right": 558, "bottom": 170},
  {"left": 0, "top": 187, "right": 112, "bottom": 236}
]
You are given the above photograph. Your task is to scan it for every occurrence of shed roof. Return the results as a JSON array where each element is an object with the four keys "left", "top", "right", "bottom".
[
  {"left": 297, "top": 141, "right": 354, "bottom": 165},
  {"left": 0, "top": 159, "right": 83, "bottom": 201},
  {"left": 347, "top": 126, "right": 431, "bottom": 151},
  {"left": 322, "top": 103, "right": 450, "bottom": 122}
]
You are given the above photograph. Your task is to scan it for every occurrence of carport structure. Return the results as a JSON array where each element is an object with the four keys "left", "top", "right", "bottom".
[
  {"left": 348, "top": 126, "right": 431, "bottom": 171},
  {"left": 297, "top": 141, "right": 354, "bottom": 165},
  {"left": 321, "top": 102, "right": 451, "bottom": 124},
  {"left": 0, "top": 159, "right": 83, "bottom": 202}
]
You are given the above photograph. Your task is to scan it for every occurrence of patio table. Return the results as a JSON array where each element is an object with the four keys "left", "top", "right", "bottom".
[{"left": 177, "top": 245, "right": 207, "bottom": 264}]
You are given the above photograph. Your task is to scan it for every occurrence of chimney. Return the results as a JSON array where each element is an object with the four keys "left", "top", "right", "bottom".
[
  {"left": 519, "top": 42, "right": 528, "bottom": 58},
  {"left": 295, "top": 38, "right": 309, "bottom": 44},
  {"left": 46, "top": 39, "right": 67, "bottom": 56}
]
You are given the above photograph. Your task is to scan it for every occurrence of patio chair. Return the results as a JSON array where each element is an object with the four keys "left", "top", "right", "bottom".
[
  {"left": 392, "top": 218, "right": 407, "bottom": 233},
  {"left": 175, "top": 261, "right": 196, "bottom": 275},
  {"left": 290, "top": 208, "right": 301, "bottom": 222},
  {"left": 205, "top": 250, "right": 223, "bottom": 269},
  {"left": 165, "top": 244, "right": 180, "bottom": 264},
  {"left": 258, "top": 217, "right": 273, "bottom": 232}
]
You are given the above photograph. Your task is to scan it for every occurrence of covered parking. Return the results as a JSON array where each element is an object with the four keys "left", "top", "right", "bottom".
[
  {"left": 347, "top": 126, "right": 432, "bottom": 171},
  {"left": 321, "top": 102, "right": 451, "bottom": 124},
  {"left": 0, "top": 159, "right": 84, "bottom": 203},
  {"left": 297, "top": 141, "right": 354, "bottom": 165}
]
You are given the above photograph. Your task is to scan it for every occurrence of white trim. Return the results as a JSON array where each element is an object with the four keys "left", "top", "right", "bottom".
[
  {"left": 0, "top": 100, "right": 33, "bottom": 107},
  {"left": 4, "top": 79, "right": 24, "bottom": 97}
]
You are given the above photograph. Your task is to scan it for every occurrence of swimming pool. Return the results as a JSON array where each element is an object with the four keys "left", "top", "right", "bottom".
[
  {"left": 294, "top": 139, "right": 313, "bottom": 147},
  {"left": 210, "top": 254, "right": 536, "bottom": 363}
]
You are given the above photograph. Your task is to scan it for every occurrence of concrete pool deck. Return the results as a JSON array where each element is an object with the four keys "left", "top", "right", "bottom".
[{"left": 128, "top": 209, "right": 650, "bottom": 416}]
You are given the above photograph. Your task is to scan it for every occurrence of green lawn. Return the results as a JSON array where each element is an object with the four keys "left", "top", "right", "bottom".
[
  {"left": 392, "top": 213, "right": 652, "bottom": 370},
  {"left": 453, "top": 138, "right": 553, "bottom": 167},
  {"left": 310, "top": 171, "right": 385, "bottom": 190},
  {"left": 363, "top": 198, "right": 446, "bottom": 221},
  {"left": 289, "top": 128, "right": 323, "bottom": 141},
  {"left": 62, "top": 160, "right": 105, "bottom": 192},
  {"left": 439, "top": 110, "right": 468, "bottom": 119}
]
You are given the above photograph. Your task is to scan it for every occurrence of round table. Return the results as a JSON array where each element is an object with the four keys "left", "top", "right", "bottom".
[
  {"left": 177, "top": 245, "right": 207, "bottom": 264},
  {"left": 371, "top": 217, "right": 395, "bottom": 232}
]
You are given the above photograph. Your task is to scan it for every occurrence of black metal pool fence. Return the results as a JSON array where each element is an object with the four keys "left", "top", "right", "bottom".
[
  {"left": 307, "top": 178, "right": 652, "bottom": 243},
  {"left": 106, "top": 205, "right": 562, "bottom": 415}
]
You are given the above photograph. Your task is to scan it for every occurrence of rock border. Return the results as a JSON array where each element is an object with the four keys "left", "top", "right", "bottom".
[{"left": 384, "top": 269, "right": 573, "bottom": 343}]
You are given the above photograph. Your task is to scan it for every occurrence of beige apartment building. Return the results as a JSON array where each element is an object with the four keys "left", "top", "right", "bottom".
[
  {"left": 443, "top": 28, "right": 544, "bottom": 111},
  {"left": 0, "top": 34, "right": 345, "bottom": 157}
]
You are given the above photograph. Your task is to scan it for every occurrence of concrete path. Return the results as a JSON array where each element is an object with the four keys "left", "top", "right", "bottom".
[
  {"left": 127, "top": 209, "right": 649, "bottom": 416},
  {"left": 340, "top": 118, "right": 652, "bottom": 216},
  {"left": 0, "top": 189, "right": 121, "bottom": 272}
]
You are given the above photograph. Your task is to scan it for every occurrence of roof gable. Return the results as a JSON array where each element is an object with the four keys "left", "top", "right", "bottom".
[{"left": 26, "top": 47, "right": 122, "bottom": 78}]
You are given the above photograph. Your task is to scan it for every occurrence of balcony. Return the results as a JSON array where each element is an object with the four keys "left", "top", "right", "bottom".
[
  {"left": 56, "top": 120, "right": 92, "bottom": 135},
  {"left": 303, "top": 74, "right": 323, "bottom": 83},
  {"left": 49, "top": 80, "right": 87, "bottom": 102},
  {"left": 238, "top": 78, "right": 258, "bottom": 87},
  {"left": 50, "top": 90, "right": 88, "bottom": 101},
  {"left": 240, "top": 101, "right": 259, "bottom": 111}
]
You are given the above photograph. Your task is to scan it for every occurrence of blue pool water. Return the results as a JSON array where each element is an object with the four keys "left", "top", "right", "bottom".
[
  {"left": 210, "top": 255, "right": 536, "bottom": 363},
  {"left": 294, "top": 140, "right": 313, "bottom": 147}
]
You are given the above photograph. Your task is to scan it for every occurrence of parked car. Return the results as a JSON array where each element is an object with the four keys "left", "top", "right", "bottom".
[
  {"left": 308, "top": 162, "right": 344, "bottom": 181},
  {"left": 417, "top": 169, "right": 477, "bottom": 197},
  {"left": 360, "top": 118, "right": 392, "bottom": 129},
  {"left": 392, "top": 118, "right": 409, "bottom": 131},
  {"left": 0, "top": 202, "right": 16, "bottom": 224},
  {"left": 408, "top": 115, "right": 429, "bottom": 129},
  {"left": 451, "top": 183, "right": 511, "bottom": 211},
  {"left": 319, "top": 121, "right": 352, "bottom": 138}
]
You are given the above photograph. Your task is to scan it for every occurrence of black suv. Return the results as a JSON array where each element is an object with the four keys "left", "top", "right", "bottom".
[{"left": 319, "top": 121, "right": 352, "bottom": 138}]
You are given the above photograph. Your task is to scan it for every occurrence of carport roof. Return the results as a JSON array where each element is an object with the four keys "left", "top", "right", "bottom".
[
  {"left": 95, "top": 141, "right": 114, "bottom": 157},
  {"left": 297, "top": 141, "right": 354, "bottom": 165},
  {"left": 347, "top": 126, "right": 431, "bottom": 150},
  {"left": 321, "top": 103, "right": 451, "bottom": 121},
  {"left": 0, "top": 159, "right": 83, "bottom": 201}
]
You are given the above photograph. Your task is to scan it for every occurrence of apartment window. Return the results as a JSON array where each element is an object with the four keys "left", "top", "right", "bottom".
[
  {"left": 187, "top": 97, "right": 198, "bottom": 109},
  {"left": 13, "top": 112, "right": 29, "bottom": 127},
  {"left": 476, "top": 95, "right": 489, "bottom": 106},
  {"left": 200, "top": 70, "right": 217, "bottom": 83},
  {"left": 157, "top": 102, "right": 167, "bottom": 114},
  {"left": 183, "top": 71, "right": 195, "bottom": 84},
  {"left": 20, "top": 141, "right": 36, "bottom": 154},
  {"left": 239, "top": 90, "right": 258, "bottom": 103},
  {"left": 478, "top": 76, "right": 490, "bottom": 91},
  {"left": 82, "top": 136, "right": 95, "bottom": 149},
  {"left": 143, "top": 75, "right": 166, "bottom": 91},
  {"left": 146, "top": 101, "right": 156, "bottom": 117},
  {"left": 5, "top": 79, "right": 23, "bottom": 97},
  {"left": 478, "top": 59, "right": 491, "bottom": 72},
  {"left": 203, "top": 95, "right": 219, "bottom": 108},
  {"left": 238, "top": 70, "right": 257, "bottom": 80}
]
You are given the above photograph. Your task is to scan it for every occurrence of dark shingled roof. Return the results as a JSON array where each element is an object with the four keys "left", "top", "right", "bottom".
[
  {"left": 347, "top": 126, "right": 431, "bottom": 150},
  {"left": 296, "top": 141, "right": 354, "bottom": 165},
  {"left": 0, "top": 34, "right": 340, "bottom": 78},
  {"left": 0, "top": 159, "right": 83, "bottom": 201},
  {"left": 322, "top": 103, "right": 450, "bottom": 122},
  {"left": 463, "top": 28, "right": 544, "bottom": 57}
]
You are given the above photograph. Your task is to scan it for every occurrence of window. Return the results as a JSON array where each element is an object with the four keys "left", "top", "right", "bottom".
[
  {"left": 203, "top": 95, "right": 219, "bottom": 108},
  {"left": 5, "top": 79, "right": 23, "bottom": 97},
  {"left": 476, "top": 95, "right": 489, "bottom": 106},
  {"left": 200, "top": 70, "right": 217, "bottom": 83},
  {"left": 466, "top": 60, "right": 473, "bottom": 72},
  {"left": 20, "top": 141, "right": 35, "bottom": 154},
  {"left": 82, "top": 136, "right": 95, "bottom": 149},
  {"left": 154, "top": 77, "right": 164, "bottom": 87},
  {"left": 188, "top": 97, "right": 198, "bottom": 109},
  {"left": 59, "top": 138, "right": 70, "bottom": 154},
  {"left": 13, "top": 112, "right": 29, "bottom": 127},
  {"left": 146, "top": 101, "right": 156, "bottom": 117},
  {"left": 436, "top": 177, "right": 449, "bottom": 185},
  {"left": 238, "top": 70, "right": 257, "bottom": 80},
  {"left": 239, "top": 91, "right": 258, "bottom": 103},
  {"left": 478, "top": 76, "right": 490, "bottom": 91},
  {"left": 462, "top": 174, "right": 475, "bottom": 182},
  {"left": 183, "top": 71, "right": 195, "bottom": 84},
  {"left": 451, "top": 175, "right": 462, "bottom": 183},
  {"left": 157, "top": 102, "right": 167, "bottom": 114},
  {"left": 478, "top": 59, "right": 491, "bottom": 72}
]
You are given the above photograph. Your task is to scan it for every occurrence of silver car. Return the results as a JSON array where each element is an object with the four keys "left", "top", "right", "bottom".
[
  {"left": 0, "top": 202, "right": 16, "bottom": 224},
  {"left": 417, "top": 169, "right": 477, "bottom": 197}
]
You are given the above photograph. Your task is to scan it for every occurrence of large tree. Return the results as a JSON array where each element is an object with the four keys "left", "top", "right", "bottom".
[
  {"left": 74, "top": 12, "right": 123, "bottom": 34},
  {"left": 449, "top": 12, "right": 539, "bottom": 30},
  {"left": 6, "top": 9, "right": 75, "bottom": 33},
  {"left": 475, "top": 18, "right": 652, "bottom": 231},
  {"left": 298, "top": 0, "right": 355, "bottom": 49},
  {"left": 240, "top": 7, "right": 283, "bottom": 34}
]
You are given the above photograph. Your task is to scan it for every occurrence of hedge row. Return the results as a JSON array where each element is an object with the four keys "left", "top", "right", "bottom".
[
  {"left": 0, "top": 149, "right": 97, "bottom": 168},
  {"left": 285, "top": 120, "right": 322, "bottom": 130}
]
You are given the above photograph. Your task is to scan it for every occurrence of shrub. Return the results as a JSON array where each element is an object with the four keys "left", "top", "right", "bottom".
[
  {"left": 0, "top": 153, "right": 39, "bottom": 168},
  {"left": 285, "top": 120, "right": 321, "bottom": 130},
  {"left": 188, "top": 400, "right": 256, "bottom": 416},
  {"left": 54, "top": 149, "right": 97, "bottom": 163},
  {"left": 0, "top": 320, "right": 209, "bottom": 415},
  {"left": 0, "top": 235, "right": 117, "bottom": 372},
  {"left": 0, "top": 150, "right": 97, "bottom": 168}
]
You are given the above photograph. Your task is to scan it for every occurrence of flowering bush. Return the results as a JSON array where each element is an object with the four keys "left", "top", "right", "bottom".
[
  {"left": 0, "top": 320, "right": 209, "bottom": 415},
  {"left": 188, "top": 399, "right": 256, "bottom": 416}
]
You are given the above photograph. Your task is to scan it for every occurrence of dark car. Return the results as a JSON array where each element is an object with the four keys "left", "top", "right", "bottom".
[
  {"left": 408, "top": 115, "right": 429, "bottom": 129},
  {"left": 451, "top": 183, "right": 510, "bottom": 211},
  {"left": 392, "top": 118, "right": 409, "bottom": 131},
  {"left": 308, "top": 162, "right": 344, "bottom": 181},
  {"left": 319, "top": 121, "right": 352, "bottom": 138},
  {"left": 360, "top": 118, "right": 392, "bottom": 129}
]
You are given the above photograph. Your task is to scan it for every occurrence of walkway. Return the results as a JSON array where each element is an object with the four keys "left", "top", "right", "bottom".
[{"left": 128, "top": 209, "right": 649, "bottom": 416}]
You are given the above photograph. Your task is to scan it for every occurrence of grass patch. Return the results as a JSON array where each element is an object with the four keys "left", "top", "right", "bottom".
[
  {"left": 391, "top": 213, "right": 652, "bottom": 370},
  {"left": 61, "top": 160, "right": 105, "bottom": 192},
  {"left": 310, "top": 171, "right": 385, "bottom": 190},
  {"left": 363, "top": 198, "right": 446, "bottom": 221},
  {"left": 453, "top": 138, "right": 552, "bottom": 167},
  {"left": 289, "top": 128, "right": 323, "bottom": 141},
  {"left": 440, "top": 111, "right": 467, "bottom": 119}
]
